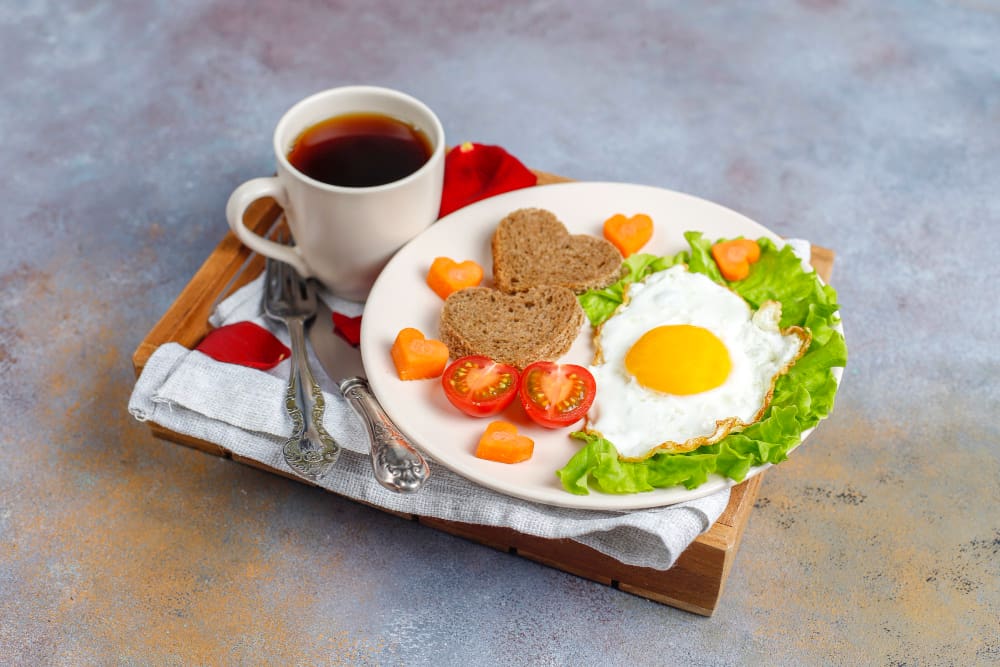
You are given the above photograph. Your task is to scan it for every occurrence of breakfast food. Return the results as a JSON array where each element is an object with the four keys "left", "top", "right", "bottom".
[
  {"left": 491, "top": 208, "right": 624, "bottom": 293},
  {"left": 439, "top": 285, "right": 585, "bottom": 369},
  {"left": 585, "top": 265, "right": 810, "bottom": 459},
  {"left": 441, "top": 356, "right": 520, "bottom": 417},
  {"left": 406, "top": 201, "right": 844, "bottom": 491},
  {"left": 475, "top": 421, "right": 535, "bottom": 464},
  {"left": 390, "top": 327, "right": 449, "bottom": 380},
  {"left": 518, "top": 361, "right": 596, "bottom": 429},
  {"left": 711, "top": 238, "right": 761, "bottom": 281},
  {"left": 559, "top": 232, "right": 847, "bottom": 495},
  {"left": 426, "top": 256, "right": 484, "bottom": 299},
  {"left": 603, "top": 213, "right": 653, "bottom": 258}
]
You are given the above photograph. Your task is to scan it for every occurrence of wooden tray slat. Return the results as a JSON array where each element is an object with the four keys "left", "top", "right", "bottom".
[{"left": 131, "top": 172, "right": 833, "bottom": 615}]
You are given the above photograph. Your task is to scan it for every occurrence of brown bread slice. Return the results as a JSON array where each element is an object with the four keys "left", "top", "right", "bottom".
[
  {"left": 492, "top": 208, "right": 624, "bottom": 294},
  {"left": 439, "top": 286, "right": 585, "bottom": 369}
]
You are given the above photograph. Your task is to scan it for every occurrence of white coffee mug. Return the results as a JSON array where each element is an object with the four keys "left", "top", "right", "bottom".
[{"left": 226, "top": 86, "right": 446, "bottom": 301}]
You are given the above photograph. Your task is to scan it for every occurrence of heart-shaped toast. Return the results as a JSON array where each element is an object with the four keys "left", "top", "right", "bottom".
[
  {"left": 492, "top": 208, "right": 624, "bottom": 294},
  {"left": 440, "top": 286, "right": 585, "bottom": 369}
]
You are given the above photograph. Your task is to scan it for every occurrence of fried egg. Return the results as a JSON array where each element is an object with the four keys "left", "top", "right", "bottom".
[{"left": 586, "top": 265, "right": 810, "bottom": 460}]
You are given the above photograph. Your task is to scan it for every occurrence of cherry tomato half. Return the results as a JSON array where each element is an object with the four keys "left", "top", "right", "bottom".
[
  {"left": 519, "top": 361, "right": 596, "bottom": 429},
  {"left": 441, "top": 356, "right": 521, "bottom": 417}
]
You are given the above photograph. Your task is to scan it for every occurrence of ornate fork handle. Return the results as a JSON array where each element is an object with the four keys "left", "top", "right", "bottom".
[
  {"left": 340, "top": 377, "right": 430, "bottom": 493},
  {"left": 282, "top": 316, "right": 341, "bottom": 480}
]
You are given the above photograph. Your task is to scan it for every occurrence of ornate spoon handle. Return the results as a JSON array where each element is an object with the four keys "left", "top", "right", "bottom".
[{"left": 340, "top": 376, "right": 430, "bottom": 493}]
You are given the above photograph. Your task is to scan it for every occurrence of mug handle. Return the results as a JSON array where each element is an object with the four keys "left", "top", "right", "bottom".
[{"left": 225, "top": 177, "right": 311, "bottom": 278}]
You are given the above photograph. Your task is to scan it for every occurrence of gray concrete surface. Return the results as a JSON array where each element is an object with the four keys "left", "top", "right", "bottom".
[{"left": 1, "top": 1, "right": 997, "bottom": 664}]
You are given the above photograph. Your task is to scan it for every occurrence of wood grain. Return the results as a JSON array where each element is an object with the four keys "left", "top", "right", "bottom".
[{"left": 131, "top": 172, "right": 834, "bottom": 615}]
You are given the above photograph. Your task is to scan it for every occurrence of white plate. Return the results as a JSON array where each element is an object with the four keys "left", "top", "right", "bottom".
[{"left": 362, "top": 181, "right": 831, "bottom": 510}]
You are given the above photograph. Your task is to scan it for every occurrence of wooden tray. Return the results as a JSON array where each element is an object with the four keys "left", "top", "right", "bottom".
[{"left": 131, "top": 172, "right": 834, "bottom": 616}]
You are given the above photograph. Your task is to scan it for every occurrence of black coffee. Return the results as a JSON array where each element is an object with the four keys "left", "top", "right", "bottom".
[{"left": 287, "top": 112, "right": 432, "bottom": 187}]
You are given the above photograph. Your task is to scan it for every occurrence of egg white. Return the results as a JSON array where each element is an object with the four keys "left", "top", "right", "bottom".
[{"left": 586, "top": 265, "right": 810, "bottom": 459}]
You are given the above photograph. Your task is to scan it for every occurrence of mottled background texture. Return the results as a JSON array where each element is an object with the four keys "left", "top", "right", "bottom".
[{"left": 1, "top": 1, "right": 998, "bottom": 665}]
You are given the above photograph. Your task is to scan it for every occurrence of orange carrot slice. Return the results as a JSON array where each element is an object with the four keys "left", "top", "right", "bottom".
[
  {"left": 426, "top": 257, "right": 484, "bottom": 299},
  {"left": 390, "top": 327, "right": 449, "bottom": 380},
  {"left": 711, "top": 238, "right": 761, "bottom": 281},
  {"left": 475, "top": 421, "right": 534, "bottom": 464},
  {"left": 603, "top": 213, "right": 654, "bottom": 258}
]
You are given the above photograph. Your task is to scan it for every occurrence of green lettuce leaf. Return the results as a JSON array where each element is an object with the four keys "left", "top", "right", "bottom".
[
  {"left": 558, "top": 431, "right": 721, "bottom": 493},
  {"left": 561, "top": 234, "right": 847, "bottom": 495},
  {"left": 681, "top": 231, "right": 724, "bottom": 284}
]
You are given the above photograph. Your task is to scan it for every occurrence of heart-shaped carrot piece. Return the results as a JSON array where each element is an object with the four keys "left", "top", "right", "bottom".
[
  {"left": 391, "top": 327, "right": 450, "bottom": 380},
  {"left": 603, "top": 213, "right": 653, "bottom": 258},
  {"left": 475, "top": 421, "right": 534, "bottom": 464},
  {"left": 711, "top": 238, "right": 761, "bottom": 281},
  {"left": 426, "top": 256, "right": 484, "bottom": 299}
]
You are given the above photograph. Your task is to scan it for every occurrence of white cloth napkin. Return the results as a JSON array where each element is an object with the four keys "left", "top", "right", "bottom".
[{"left": 125, "top": 237, "right": 811, "bottom": 571}]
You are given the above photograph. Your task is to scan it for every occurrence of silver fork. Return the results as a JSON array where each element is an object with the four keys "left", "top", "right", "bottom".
[{"left": 263, "top": 250, "right": 341, "bottom": 480}]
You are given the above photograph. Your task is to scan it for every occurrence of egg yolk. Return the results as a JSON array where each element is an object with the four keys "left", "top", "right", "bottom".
[{"left": 624, "top": 324, "right": 732, "bottom": 395}]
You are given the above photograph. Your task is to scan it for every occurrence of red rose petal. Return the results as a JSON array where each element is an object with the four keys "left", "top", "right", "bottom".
[
  {"left": 196, "top": 321, "right": 290, "bottom": 370},
  {"left": 438, "top": 142, "right": 538, "bottom": 218},
  {"left": 332, "top": 312, "right": 362, "bottom": 347}
]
